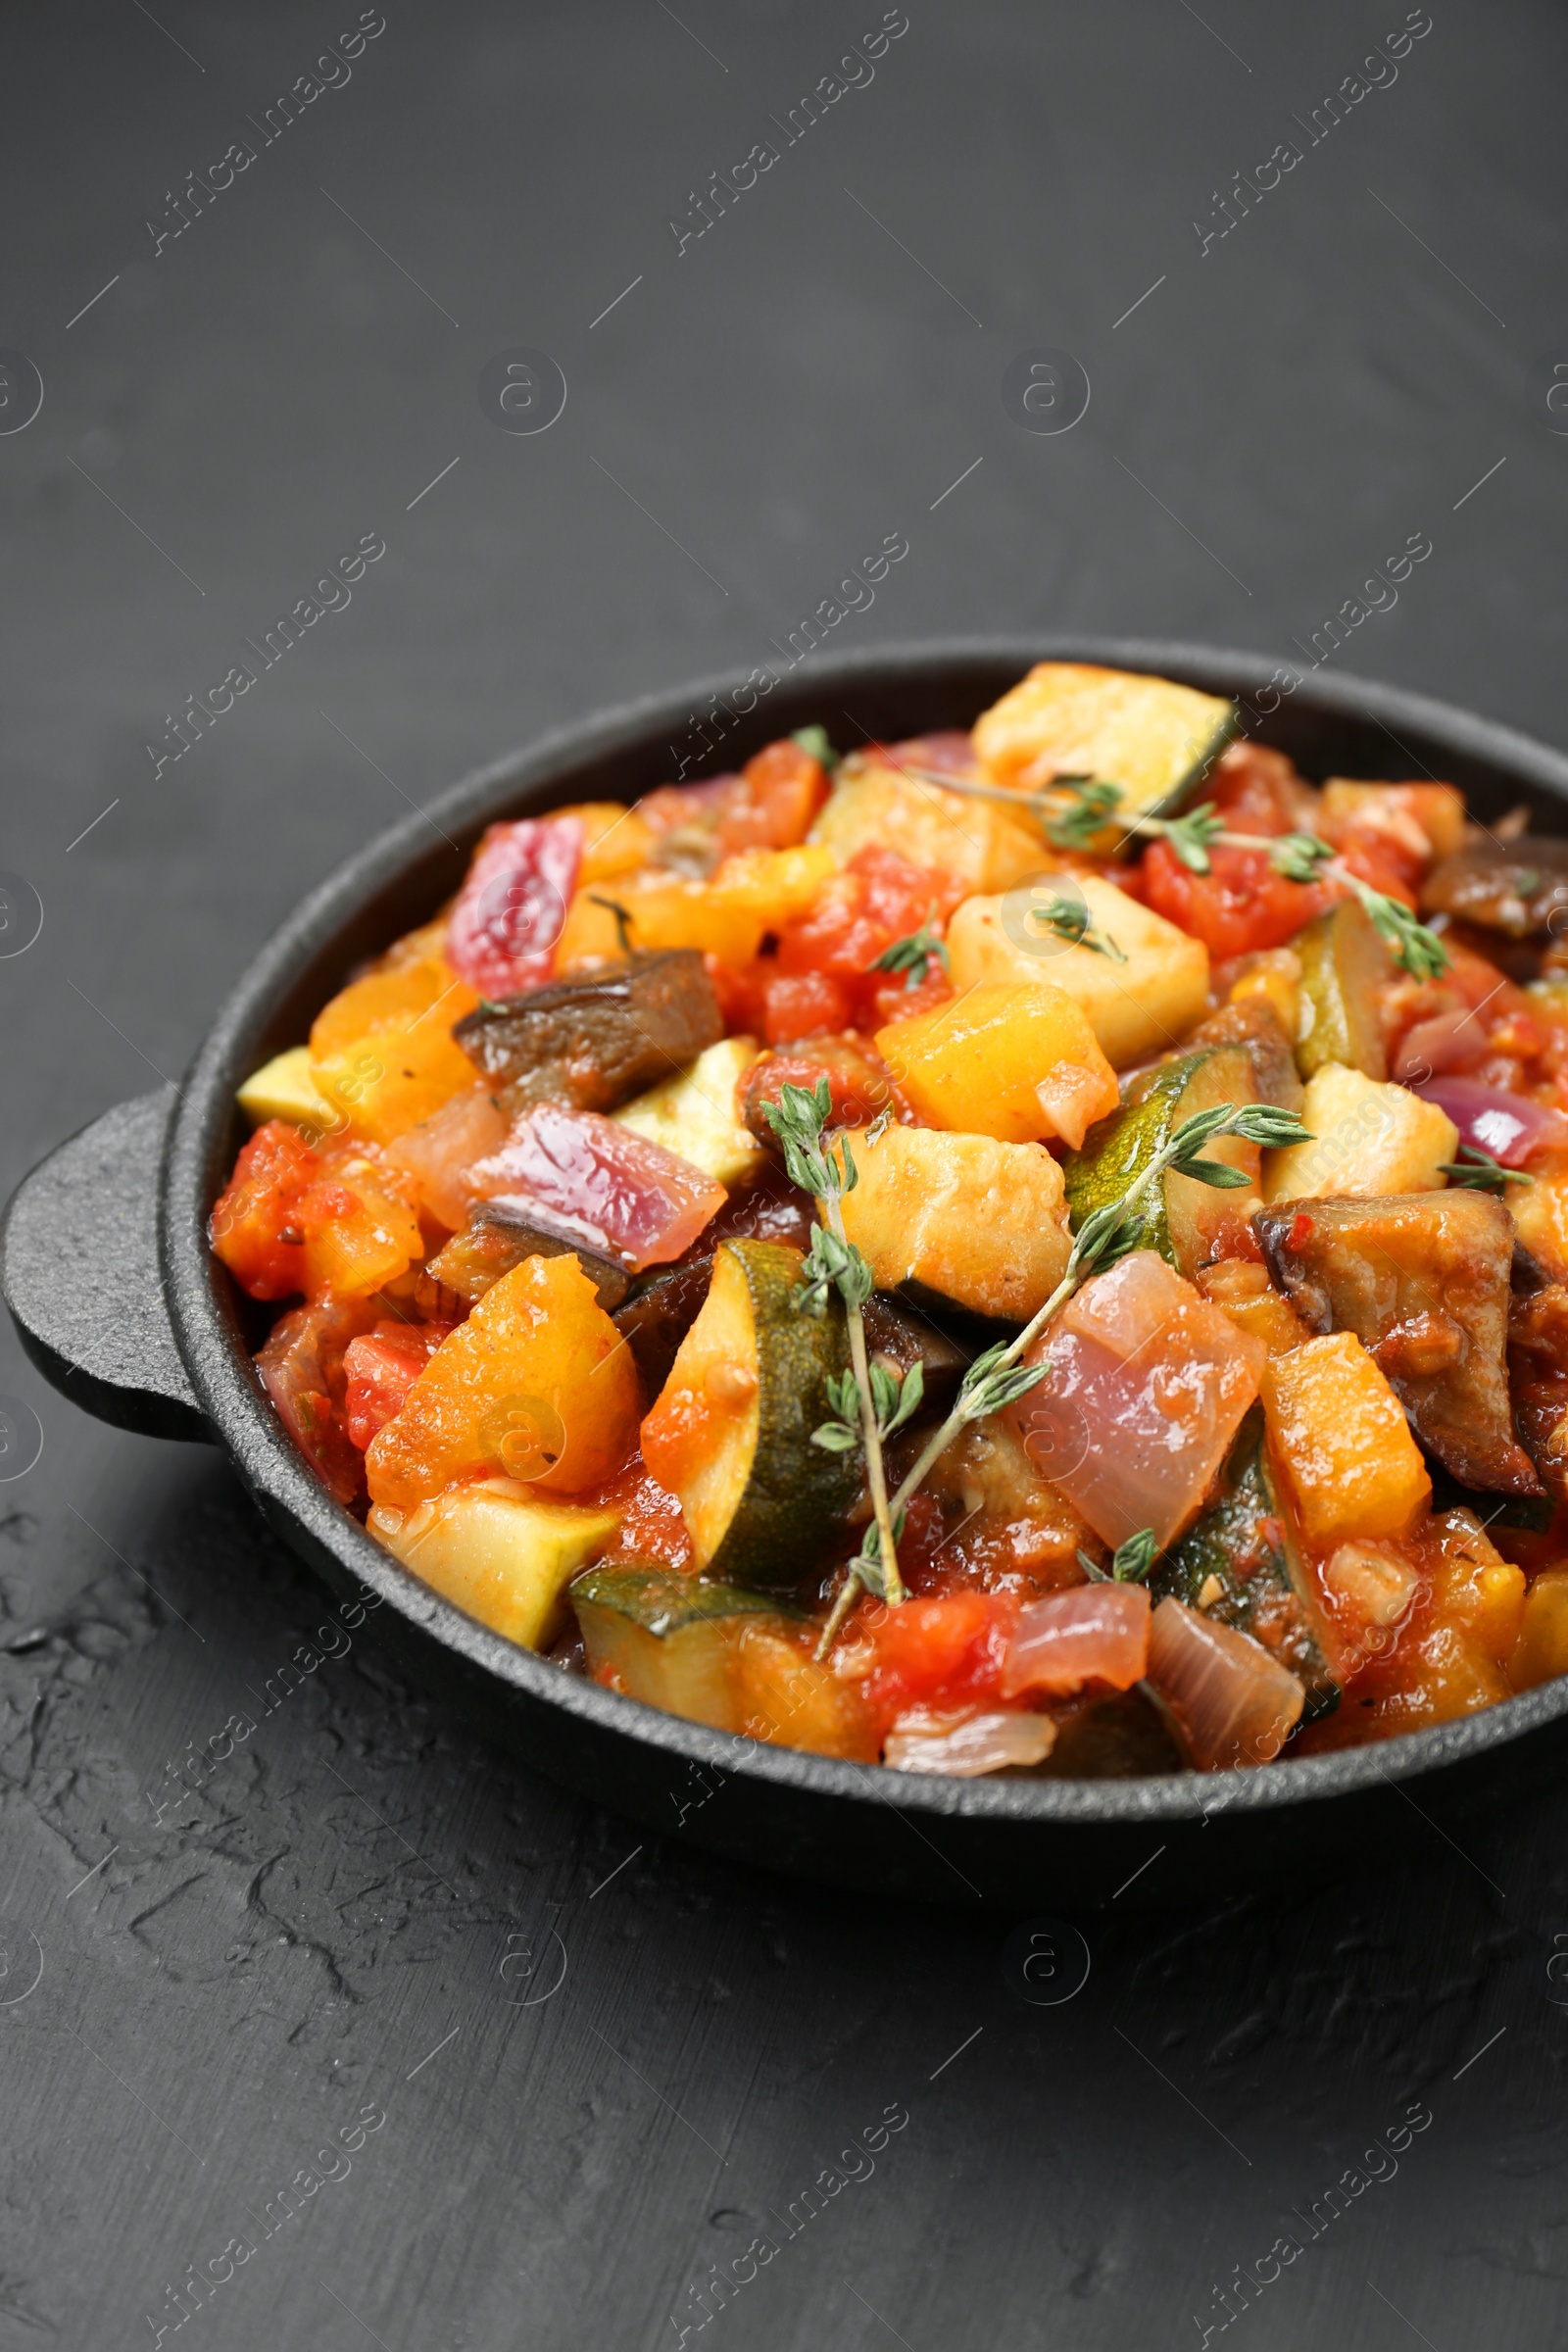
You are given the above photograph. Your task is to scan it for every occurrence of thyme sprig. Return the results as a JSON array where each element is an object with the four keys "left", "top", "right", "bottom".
[
  {"left": 869, "top": 918, "right": 950, "bottom": 991},
  {"left": 917, "top": 769, "right": 1452, "bottom": 983},
  {"left": 815, "top": 1096, "right": 1313, "bottom": 1656},
  {"left": 760, "top": 1080, "right": 905, "bottom": 1605},
  {"left": 1018, "top": 890, "right": 1127, "bottom": 961},
  {"left": 792, "top": 724, "right": 841, "bottom": 772},
  {"left": 1079, "top": 1528, "right": 1158, "bottom": 1584},
  {"left": 1438, "top": 1143, "right": 1534, "bottom": 1193}
]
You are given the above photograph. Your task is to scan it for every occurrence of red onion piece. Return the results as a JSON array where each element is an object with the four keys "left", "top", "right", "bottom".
[
  {"left": 467, "top": 1103, "right": 726, "bottom": 1271},
  {"left": 1001, "top": 1584, "right": 1151, "bottom": 1699},
  {"left": 1393, "top": 1009, "right": 1487, "bottom": 1082},
  {"left": 1409, "top": 1074, "right": 1568, "bottom": 1167},
  {"left": 1145, "top": 1597, "right": 1304, "bottom": 1771},
  {"left": 883, "top": 1706, "right": 1055, "bottom": 1777},
  {"left": 1004, "top": 1251, "right": 1266, "bottom": 1552},
  {"left": 885, "top": 731, "right": 978, "bottom": 779},
  {"left": 446, "top": 815, "right": 584, "bottom": 999},
  {"left": 384, "top": 1085, "right": 511, "bottom": 1230}
]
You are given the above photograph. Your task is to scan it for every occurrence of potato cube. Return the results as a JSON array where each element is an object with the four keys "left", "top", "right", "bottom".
[
  {"left": 612, "top": 1036, "right": 764, "bottom": 1186},
  {"left": 834, "top": 1125, "right": 1072, "bottom": 1321},
  {"left": 1508, "top": 1564, "right": 1568, "bottom": 1690},
  {"left": 369, "top": 1480, "right": 619, "bottom": 1649},
  {"left": 875, "top": 982, "right": 1119, "bottom": 1149},
  {"left": 1321, "top": 779, "right": 1466, "bottom": 861},
  {"left": 808, "top": 755, "right": 1044, "bottom": 892},
  {"left": 1261, "top": 1331, "right": 1430, "bottom": 1544},
  {"left": 1262, "top": 1063, "right": 1458, "bottom": 1201},
  {"left": 946, "top": 875, "right": 1209, "bottom": 1069},
  {"left": 237, "top": 1044, "right": 340, "bottom": 1141},
  {"left": 972, "top": 662, "right": 1233, "bottom": 816}
]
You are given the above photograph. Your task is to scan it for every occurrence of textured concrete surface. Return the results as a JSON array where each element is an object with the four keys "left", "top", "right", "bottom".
[{"left": 3, "top": 2, "right": 1568, "bottom": 2345}]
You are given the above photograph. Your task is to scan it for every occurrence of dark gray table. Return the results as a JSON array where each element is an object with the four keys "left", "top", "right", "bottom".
[{"left": 4, "top": 4, "right": 1566, "bottom": 2345}]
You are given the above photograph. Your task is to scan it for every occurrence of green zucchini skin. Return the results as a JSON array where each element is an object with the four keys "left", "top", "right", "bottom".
[
  {"left": 1061, "top": 1042, "right": 1258, "bottom": 1271},
  {"left": 571, "top": 1561, "right": 803, "bottom": 1732},
  {"left": 1151, "top": 1406, "right": 1340, "bottom": 1725},
  {"left": 1295, "top": 900, "right": 1394, "bottom": 1081},
  {"left": 702, "top": 1238, "right": 860, "bottom": 1592}
]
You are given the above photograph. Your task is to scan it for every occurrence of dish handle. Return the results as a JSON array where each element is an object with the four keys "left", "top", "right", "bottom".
[{"left": 1, "top": 1086, "right": 211, "bottom": 1443}]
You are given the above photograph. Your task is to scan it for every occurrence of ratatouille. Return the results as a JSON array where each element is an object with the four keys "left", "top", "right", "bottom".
[{"left": 211, "top": 662, "right": 1568, "bottom": 1777}]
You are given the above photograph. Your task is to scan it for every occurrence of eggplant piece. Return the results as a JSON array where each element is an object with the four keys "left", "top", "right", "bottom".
[
  {"left": 1293, "top": 899, "right": 1394, "bottom": 1081},
  {"left": 1507, "top": 1279, "right": 1568, "bottom": 1504},
  {"left": 1150, "top": 1405, "right": 1339, "bottom": 1724},
  {"left": 427, "top": 1200, "right": 630, "bottom": 1311},
  {"left": 1422, "top": 838, "right": 1568, "bottom": 941},
  {"left": 1029, "top": 1687, "right": 1184, "bottom": 1779},
  {"left": 1182, "top": 993, "right": 1305, "bottom": 1112},
  {"left": 1255, "top": 1191, "right": 1540, "bottom": 1495},
  {"left": 454, "top": 950, "right": 723, "bottom": 1112}
]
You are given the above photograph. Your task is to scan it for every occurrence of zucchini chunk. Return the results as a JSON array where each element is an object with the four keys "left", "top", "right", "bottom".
[
  {"left": 453, "top": 950, "right": 723, "bottom": 1113},
  {"left": 368, "top": 1481, "right": 620, "bottom": 1649},
  {"left": 1062, "top": 1043, "right": 1262, "bottom": 1277},
  {"left": 1254, "top": 1191, "right": 1539, "bottom": 1495},
  {"left": 971, "top": 661, "right": 1237, "bottom": 832},
  {"left": 946, "top": 874, "right": 1209, "bottom": 1070},
  {"left": 571, "top": 1563, "right": 800, "bottom": 1732},
  {"left": 639, "top": 1239, "right": 858, "bottom": 1586},
  {"left": 572, "top": 1563, "right": 875, "bottom": 1753},
  {"left": 1295, "top": 900, "right": 1395, "bottom": 1081},
  {"left": 236, "top": 1043, "right": 338, "bottom": 1137},
  {"left": 612, "top": 1035, "right": 765, "bottom": 1186},
  {"left": 833, "top": 1124, "right": 1072, "bottom": 1322},
  {"left": 1151, "top": 1407, "right": 1339, "bottom": 1724}
]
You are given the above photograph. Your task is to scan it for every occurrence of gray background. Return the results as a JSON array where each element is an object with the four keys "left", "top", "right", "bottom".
[{"left": 3, "top": 2, "right": 1567, "bottom": 2345}]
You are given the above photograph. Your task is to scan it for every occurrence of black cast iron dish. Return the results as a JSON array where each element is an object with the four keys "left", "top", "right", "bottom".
[{"left": 9, "top": 639, "right": 1568, "bottom": 1909}]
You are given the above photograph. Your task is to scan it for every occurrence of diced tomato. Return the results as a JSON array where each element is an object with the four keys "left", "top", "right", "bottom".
[
  {"left": 858, "top": 1590, "right": 1017, "bottom": 1729},
  {"left": 1142, "top": 837, "right": 1331, "bottom": 957},
  {"left": 770, "top": 844, "right": 963, "bottom": 1027},
  {"left": 577, "top": 1449, "right": 694, "bottom": 1569},
  {"left": 445, "top": 815, "right": 585, "bottom": 999},
  {"left": 638, "top": 739, "right": 830, "bottom": 859},
  {"left": 256, "top": 1294, "right": 381, "bottom": 1506},
  {"left": 343, "top": 1319, "right": 455, "bottom": 1450},
  {"left": 739, "top": 1035, "right": 910, "bottom": 1137},
  {"left": 865, "top": 964, "right": 955, "bottom": 1031},
  {"left": 210, "top": 1119, "right": 319, "bottom": 1299},
  {"left": 1205, "top": 738, "right": 1314, "bottom": 837},
  {"left": 761, "top": 970, "right": 852, "bottom": 1044}
]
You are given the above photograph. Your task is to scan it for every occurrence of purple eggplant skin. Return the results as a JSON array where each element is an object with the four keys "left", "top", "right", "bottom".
[
  {"left": 1254, "top": 1189, "right": 1541, "bottom": 1496},
  {"left": 454, "top": 950, "right": 722, "bottom": 1112}
]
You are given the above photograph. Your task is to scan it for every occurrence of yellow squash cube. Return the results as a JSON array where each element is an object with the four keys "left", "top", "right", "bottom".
[
  {"left": 309, "top": 956, "right": 481, "bottom": 1147},
  {"left": 369, "top": 1480, "right": 620, "bottom": 1649},
  {"left": 1262, "top": 1063, "right": 1458, "bottom": 1201},
  {"left": 236, "top": 1044, "right": 340, "bottom": 1141},
  {"left": 876, "top": 982, "right": 1119, "bottom": 1150},
  {"left": 834, "top": 1125, "right": 1072, "bottom": 1321},
  {"left": 612, "top": 1036, "right": 765, "bottom": 1186},
  {"left": 1261, "top": 1330, "right": 1430, "bottom": 1544},
  {"left": 945, "top": 875, "right": 1210, "bottom": 1069}
]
